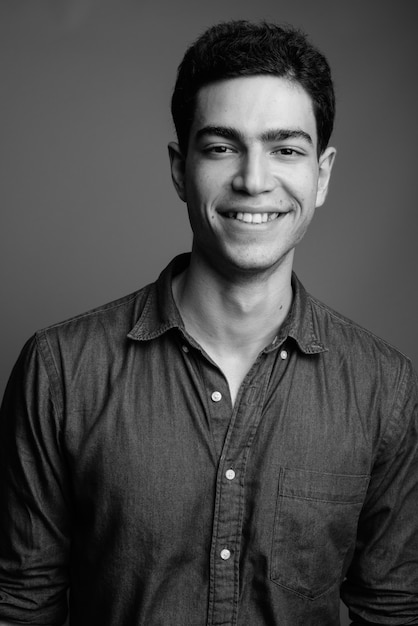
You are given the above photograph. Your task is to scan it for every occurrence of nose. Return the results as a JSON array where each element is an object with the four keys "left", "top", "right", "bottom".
[{"left": 232, "top": 151, "right": 274, "bottom": 196}]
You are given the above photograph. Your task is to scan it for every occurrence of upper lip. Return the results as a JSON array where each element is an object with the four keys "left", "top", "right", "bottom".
[{"left": 218, "top": 207, "right": 285, "bottom": 214}]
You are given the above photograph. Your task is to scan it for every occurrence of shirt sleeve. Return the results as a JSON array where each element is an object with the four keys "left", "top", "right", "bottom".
[
  {"left": 0, "top": 335, "right": 70, "bottom": 625},
  {"left": 341, "top": 359, "right": 418, "bottom": 624}
]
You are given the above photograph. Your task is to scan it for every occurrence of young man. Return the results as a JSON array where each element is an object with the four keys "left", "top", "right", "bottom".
[{"left": 0, "top": 21, "right": 417, "bottom": 626}]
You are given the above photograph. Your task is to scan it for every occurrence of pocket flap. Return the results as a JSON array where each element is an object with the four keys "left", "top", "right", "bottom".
[{"left": 279, "top": 468, "right": 370, "bottom": 504}]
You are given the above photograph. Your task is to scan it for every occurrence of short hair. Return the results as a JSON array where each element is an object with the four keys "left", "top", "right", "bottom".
[{"left": 171, "top": 20, "right": 335, "bottom": 157}]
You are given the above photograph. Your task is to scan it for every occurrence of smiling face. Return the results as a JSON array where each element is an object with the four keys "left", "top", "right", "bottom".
[{"left": 169, "top": 75, "right": 336, "bottom": 280}]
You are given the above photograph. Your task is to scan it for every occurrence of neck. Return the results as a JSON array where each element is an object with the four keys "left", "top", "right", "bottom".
[{"left": 173, "top": 252, "right": 293, "bottom": 358}]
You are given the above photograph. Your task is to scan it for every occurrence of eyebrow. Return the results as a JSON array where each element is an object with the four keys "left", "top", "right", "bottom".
[{"left": 195, "top": 125, "right": 313, "bottom": 146}]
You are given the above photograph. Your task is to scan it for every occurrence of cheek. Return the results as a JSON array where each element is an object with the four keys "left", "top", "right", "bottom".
[
  {"left": 301, "top": 170, "right": 317, "bottom": 191},
  {"left": 184, "top": 179, "right": 216, "bottom": 229},
  {"left": 187, "top": 175, "right": 223, "bottom": 213},
  {"left": 280, "top": 169, "right": 315, "bottom": 198},
  {"left": 300, "top": 179, "right": 320, "bottom": 207},
  {"left": 185, "top": 168, "right": 208, "bottom": 201}
]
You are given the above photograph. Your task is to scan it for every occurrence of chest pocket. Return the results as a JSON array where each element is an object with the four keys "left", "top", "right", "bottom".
[{"left": 270, "top": 467, "right": 369, "bottom": 600}]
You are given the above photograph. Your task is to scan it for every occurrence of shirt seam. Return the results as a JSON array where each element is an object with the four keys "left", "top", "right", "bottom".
[
  {"left": 375, "top": 359, "right": 414, "bottom": 463},
  {"left": 35, "top": 331, "right": 64, "bottom": 422},
  {"left": 37, "top": 290, "right": 143, "bottom": 334}
]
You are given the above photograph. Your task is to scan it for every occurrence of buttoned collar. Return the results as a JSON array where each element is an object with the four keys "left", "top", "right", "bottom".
[{"left": 127, "top": 254, "right": 327, "bottom": 355}]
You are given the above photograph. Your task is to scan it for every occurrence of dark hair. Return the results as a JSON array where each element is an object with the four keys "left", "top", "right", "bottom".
[{"left": 171, "top": 20, "right": 335, "bottom": 156}]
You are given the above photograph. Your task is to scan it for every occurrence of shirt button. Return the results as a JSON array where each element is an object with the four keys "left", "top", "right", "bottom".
[
  {"left": 182, "top": 345, "right": 189, "bottom": 353},
  {"left": 220, "top": 548, "right": 231, "bottom": 560},
  {"left": 280, "top": 350, "right": 288, "bottom": 360},
  {"left": 225, "top": 469, "right": 236, "bottom": 480},
  {"left": 211, "top": 391, "right": 222, "bottom": 402}
]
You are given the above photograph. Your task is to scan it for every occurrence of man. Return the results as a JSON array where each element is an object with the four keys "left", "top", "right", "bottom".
[{"left": 0, "top": 20, "right": 417, "bottom": 626}]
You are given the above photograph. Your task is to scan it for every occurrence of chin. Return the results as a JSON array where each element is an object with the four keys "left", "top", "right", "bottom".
[
  {"left": 230, "top": 245, "right": 292, "bottom": 269},
  {"left": 221, "top": 252, "right": 291, "bottom": 279}
]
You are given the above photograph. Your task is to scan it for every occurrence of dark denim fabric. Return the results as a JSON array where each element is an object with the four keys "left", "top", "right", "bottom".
[{"left": 0, "top": 254, "right": 417, "bottom": 626}]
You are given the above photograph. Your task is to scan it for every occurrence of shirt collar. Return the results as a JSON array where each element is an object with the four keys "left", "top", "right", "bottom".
[
  {"left": 128, "top": 254, "right": 327, "bottom": 355},
  {"left": 127, "top": 254, "right": 188, "bottom": 341},
  {"left": 272, "top": 273, "right": 327, "bottom": 355}
]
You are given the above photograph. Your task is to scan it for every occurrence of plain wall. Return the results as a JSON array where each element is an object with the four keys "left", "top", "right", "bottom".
[{"left": 1, "top": 1, "right": 417, "bottom": 623}]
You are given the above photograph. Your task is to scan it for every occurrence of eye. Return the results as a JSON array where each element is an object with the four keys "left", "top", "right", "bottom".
[
  {"left": 273, "top": 147, "right": 301, "bottom": 157},
  {"left": 206, "top": 145, "right": 235, "bottom": 154}
]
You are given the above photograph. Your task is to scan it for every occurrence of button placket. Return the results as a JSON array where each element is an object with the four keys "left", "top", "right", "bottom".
[{"left": 208, "top": 353, "right": 277, "bottom": 626}]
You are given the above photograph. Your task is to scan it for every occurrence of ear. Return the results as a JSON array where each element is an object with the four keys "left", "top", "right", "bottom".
[
  {"left": 168, "top": 141, "right": 187, "bottom": 202},
  {"left": 315, "top": 146, "right": 337, "bottom": 208}
]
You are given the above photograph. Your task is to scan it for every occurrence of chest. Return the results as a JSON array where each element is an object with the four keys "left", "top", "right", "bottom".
[{"left": 63, "top": 340, "right": 376, "bottom": 491}]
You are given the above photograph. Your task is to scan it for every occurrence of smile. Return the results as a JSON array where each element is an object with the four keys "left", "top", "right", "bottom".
[{"left": 224, "top": 212, "right": 281, "bottom": 224}]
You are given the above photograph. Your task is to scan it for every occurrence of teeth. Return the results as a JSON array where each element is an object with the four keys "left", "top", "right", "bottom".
[{"left": 226, "top": 212, "right": 280, "bottom": 223}]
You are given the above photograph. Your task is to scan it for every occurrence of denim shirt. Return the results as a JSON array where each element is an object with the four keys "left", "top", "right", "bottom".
[{"left": 0, "top": 254, "right": 417, "bottom": 626}]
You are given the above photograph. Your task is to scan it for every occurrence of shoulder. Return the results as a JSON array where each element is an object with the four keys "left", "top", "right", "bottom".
[
  {"left": 308, "top": 291, "right": 412, "bottom": 370},
  {"left": 306, "top": 292, "right": 418, "bottom": 449},
  {"left": 305, "top": 290, "right": 418, "bottom": 415},
  {"left": 35, "top": 284, "right": 152, "bottom": 347},
  {"left": 19, "top": 284, "right": 153, "bottom": 389}
]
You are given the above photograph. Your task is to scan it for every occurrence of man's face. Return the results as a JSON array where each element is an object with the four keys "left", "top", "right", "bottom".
[{"left": 169, "top": 75, "right": 335, "bottom": 278}]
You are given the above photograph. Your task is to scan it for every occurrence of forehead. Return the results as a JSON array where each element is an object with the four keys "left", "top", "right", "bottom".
[{"left": 192, "top": 75, "right": 317, "bottom": 144}]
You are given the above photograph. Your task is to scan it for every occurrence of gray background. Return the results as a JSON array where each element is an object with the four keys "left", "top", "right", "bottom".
[{"left": 0, "top": 1, "right": 417, "bottom": 623}]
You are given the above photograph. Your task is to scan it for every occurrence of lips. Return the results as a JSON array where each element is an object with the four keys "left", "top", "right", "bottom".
[{"left": 222, "top": 211, "right": 282, "bottom": 224}]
